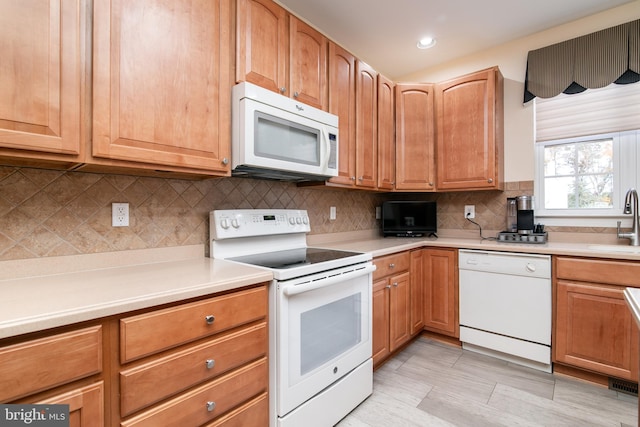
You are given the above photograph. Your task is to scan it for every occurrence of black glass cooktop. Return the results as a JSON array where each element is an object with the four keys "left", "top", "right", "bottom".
[{"left": 228, "top": 247, "right": 362, "bottom": 270}]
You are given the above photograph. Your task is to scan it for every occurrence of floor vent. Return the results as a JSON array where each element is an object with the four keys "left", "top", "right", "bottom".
[{"left": 609, "top": 378, "right": 638, "bottom": 396}]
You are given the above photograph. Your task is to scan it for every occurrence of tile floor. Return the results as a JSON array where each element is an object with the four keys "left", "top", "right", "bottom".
[{"left": 337, "top": 337, "right": 638, "bottom": 426}]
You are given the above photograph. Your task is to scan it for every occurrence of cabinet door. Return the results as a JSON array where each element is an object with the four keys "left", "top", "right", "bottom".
[
  {"left": 394, "top": 84, "right": 435, "bottom": 191},
  {"left": 389, "top": 271, "right": 411, "bottom": 352},
  {"left": 236, "top": 0, "right": 288, "bottom": 94},
  {"left": 93, "top": 0, "right": 232, "bottom": 173},
  {"left": 36, "top": 382, "right": 104, "bottom": 427},
  {"left": 409, "top": 250, "right": 425, "bottom": 335},
  {"left": 327, "top": 42, "right": 356, "bottom": 187},
  {"left": 0, "top": 0, "right": 83, "bottom": 161},
  {"left": 372, "top": 278, "right": 391, "bottom": 367},
  {"left": 435, "top": 67, "right": 504, "bottom": 190},
  {"left": 355, "top": 61, "right": 377, "bottom": 189},
  {"left": 377, "top": 74, "right": 395, "bottom": 190},
  {"left": 555, "top": 280, "right": 639, "bottom": 381},
  {"left": 423, "top": 249, "right": 458, "bottom": 337},
  {"left": 289, "top": 16, "right": 327, "bottom": 110}
]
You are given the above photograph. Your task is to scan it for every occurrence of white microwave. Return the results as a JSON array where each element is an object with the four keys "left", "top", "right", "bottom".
[{"left": 231, "top": 82, "right": 339, "bottom": 181}]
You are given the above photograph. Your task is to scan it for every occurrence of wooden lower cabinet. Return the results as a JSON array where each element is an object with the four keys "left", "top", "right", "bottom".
[
  {"left": 0, "top": 324, "right": 105, "bottom": 426},
  {"left": 0, "top": 283, "right": 269, "bottom": 427},
  {"left": 421, "top": 248, "right": 458, "bottom": 337},
  {"left": 37, "top": 382, "right": 104, "bottom": 427},
  {"left": 554, "top": 257, "right": 640, "bottom": 381},
  {"left": 372, "top": 251, "right": 411, "bottom": 367}
]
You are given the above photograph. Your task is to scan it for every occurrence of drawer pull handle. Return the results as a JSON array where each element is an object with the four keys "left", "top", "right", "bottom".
[
  {"left": 389, "top": 263, "right": 395, "bottom": 269},
  {"left": 205, "top": 315, "right": 215, "bottom": 325},
  {"left": 206, "top": 401, "right": 216, "bottom": 412},
  {"left": 205, "top": 359, "right": 215, "bottom": 369}
]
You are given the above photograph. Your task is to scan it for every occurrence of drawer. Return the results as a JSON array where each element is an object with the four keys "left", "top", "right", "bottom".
[
  {"left": 373, "top": 251, "right": 411, "bottom": 280},
  {"left": 0, "top": 325, "right": 102, "bottom": 402},
  {"left": 121, "top": 358, "right": 268, "bottom": 427},
  {"left": 203, "top": 392, "right": 268, "bottom": 427},
  {"left": 555, "top": 257, "right": 640, "bottom": 287},
  {"left": 120, "top": 322, "right": 267, "bottom": 416},
  {"left": 120, "top": 285, "right": 267, "bottom": 363}
]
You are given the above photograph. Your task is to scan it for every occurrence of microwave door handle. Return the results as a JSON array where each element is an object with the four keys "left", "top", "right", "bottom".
[{"left": 321, "top": 129, "right": 331, "bottom": 170}]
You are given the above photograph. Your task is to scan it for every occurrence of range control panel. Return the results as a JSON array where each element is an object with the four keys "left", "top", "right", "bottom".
[{"left": 210, "top": 209, "right": 310, "bottom": 240}]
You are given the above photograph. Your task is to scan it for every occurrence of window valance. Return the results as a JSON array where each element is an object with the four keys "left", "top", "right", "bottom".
[{"left": 524, "top": 19, "right": 640, "bottom": 102}]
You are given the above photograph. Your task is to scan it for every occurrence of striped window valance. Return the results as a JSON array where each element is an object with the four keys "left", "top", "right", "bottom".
[{"left": 524, "top": 19, "right": 640, "bottom": 102}]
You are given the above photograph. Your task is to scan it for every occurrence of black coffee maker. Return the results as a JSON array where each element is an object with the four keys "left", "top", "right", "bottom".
[{"left": 516, "top": 195, "right": 535, "bottom": 234}]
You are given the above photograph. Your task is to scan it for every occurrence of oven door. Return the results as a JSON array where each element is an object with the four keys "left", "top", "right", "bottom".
[{"left": 276, "top": 263, "right": 374, "bottom": 417}]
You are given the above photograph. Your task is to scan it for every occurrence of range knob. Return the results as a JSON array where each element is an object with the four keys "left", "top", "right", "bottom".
[
  {"left": 296, "top": 217, "right": 303, "bottom": 224},
  {"left": 303, "top": 216, "right": 309, "bottom": 224},
  {"left": 220, "top": 219, "right": 230, "bottom": 229},
  {"left": 289, "top": 217, "right": 296, "bottom": 225},
  {"left": 231, "top": 218, "right": 240, "bottom": 228}
]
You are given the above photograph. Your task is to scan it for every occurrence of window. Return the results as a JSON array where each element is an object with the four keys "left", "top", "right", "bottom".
[{"left": 534, "top": 83, "right": 640, "bottom": 226}]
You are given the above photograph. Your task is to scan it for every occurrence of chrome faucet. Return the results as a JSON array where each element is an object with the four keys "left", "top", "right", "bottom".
[{"left": 617, "top": 188, "right": 640, "bottom": 246}]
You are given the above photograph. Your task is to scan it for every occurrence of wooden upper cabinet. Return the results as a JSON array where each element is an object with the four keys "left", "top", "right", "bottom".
[
  {"left": 236, "top": 0, "right": 288, "bottom": 94},
  {"left": 0, "top": 0, "right": 84, "bottom": 165},
  {"left": 355, "top": 61, "right": 378, "bottom": 189},
  {"left": 395, "top": 84, "right": 435, "bottom": 191},
  {"left": 377, "top": 74, "right": 395, "bottom": 190},
  {"left": 327, "top": 42, "right": 356, "bottom": 187},
  {"left": 92, "top": 0, "right": 232, "bottom": 174},
  {"left": 236, "top": 0, "right": 327, "bottom": 110},
  {"left": 289, "top": 16, "right": 327, "bottom": 110},
  {"left": 435, "top": 66, "right": 504, "bottom": 191}
]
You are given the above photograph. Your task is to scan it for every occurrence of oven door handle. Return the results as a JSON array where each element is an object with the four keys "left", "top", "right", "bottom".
[{"left": 282, "top": 264, "right": 376, "bottom": 296}]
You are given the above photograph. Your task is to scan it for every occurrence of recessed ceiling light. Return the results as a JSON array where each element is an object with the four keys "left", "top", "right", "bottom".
[{"left": 417, "top": 37, "right": 436, "bottom": 49}]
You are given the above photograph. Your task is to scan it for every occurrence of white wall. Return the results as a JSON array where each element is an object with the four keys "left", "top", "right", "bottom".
[{"left": 400, "top": 1, "right": 640, "bottom": 182}]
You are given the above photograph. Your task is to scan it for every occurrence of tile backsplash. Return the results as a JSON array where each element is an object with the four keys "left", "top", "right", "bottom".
[{"left": 0, "top": 167, "right": 612, "bottom": 261}]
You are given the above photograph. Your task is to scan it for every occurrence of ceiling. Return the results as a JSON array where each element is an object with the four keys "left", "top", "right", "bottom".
[{"left": 276, "top": 0, "right": 635, "bottom": 79}]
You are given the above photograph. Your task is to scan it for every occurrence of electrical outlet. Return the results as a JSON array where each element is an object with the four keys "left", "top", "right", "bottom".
[
  {"left": 375, "top": 206, "right": 381, "bottom": 220},
  {"left": 329, "top": 206, "right": 337, "bottom": 220},
  {"left": 464, "top": 205, "right": 475, "bottom": 219},
  {"left": 112, "top": 203, "right": 129, "bottom": 227}
]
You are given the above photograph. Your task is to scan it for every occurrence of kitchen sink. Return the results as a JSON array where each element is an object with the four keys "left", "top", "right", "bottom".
[{"left": 586, "top": 244, "right": 640, "bottom": 254}]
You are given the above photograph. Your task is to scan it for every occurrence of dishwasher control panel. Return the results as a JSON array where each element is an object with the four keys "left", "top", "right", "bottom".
[{"left": 458, "top": 249, "right": 551, "bottom": 279}]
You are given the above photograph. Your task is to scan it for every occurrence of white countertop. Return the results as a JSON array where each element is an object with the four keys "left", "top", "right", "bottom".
[
  {"left": 2, "top": 234, "right": 640, "bottom": 341},
  {"left": 0, "top": 246, "right": 272, "bottom": 339},
  {"left": 310, "top": 232, "right": 640, "bottom": 261}
]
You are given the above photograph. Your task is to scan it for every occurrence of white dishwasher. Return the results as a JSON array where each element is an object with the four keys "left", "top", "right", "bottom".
[{"left": 459, "top": 249, "right": 552, "bottom": 373}]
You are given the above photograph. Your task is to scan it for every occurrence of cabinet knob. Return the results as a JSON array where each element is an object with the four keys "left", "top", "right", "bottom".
[
  {"left": 205, "top": 359, "right": 215, "bottom": 369},
  {"left": 294, "top": 91, "right": 299, "bottom": 98},
  {"left": 488, "top": 178, "right": 493, "bottom": 183},
  {"left": 350, "top": 176, "right": 356, "bottom": 181},
  {"left": 221, "top": 158, "right": 229, "bottom": 165},
  {"left": 385, "top": 285, "right": 391, "bottom": 289},
  {"left": 428, "top": 182, "right": 434, "bottom": 186},
  {"left": 206, "top": 401, "right": 216, "bottom": 412},
  {"left": 280, "top": 87, "right": 286, "bottom": 93},
  {"left": 205, "top": 315, "right": 215, "bottom": 325},
  {"left": 358, "top": 176, "right": 364, "bottom": 181},
  {"left": 393, "top": 282, "right": 398, "bottom": 287},
  {"left": 389, "top": 263, "right": 395, "bottom": 269}
]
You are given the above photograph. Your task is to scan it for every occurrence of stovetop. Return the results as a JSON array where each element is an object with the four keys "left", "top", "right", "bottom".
[{"left": 228, "top": 247, "right": 365, "bottom": 270}]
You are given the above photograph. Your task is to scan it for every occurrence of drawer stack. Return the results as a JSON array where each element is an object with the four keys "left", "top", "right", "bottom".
[{"left": 119, "top": 285, "right": 269, "bottom": 427}]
